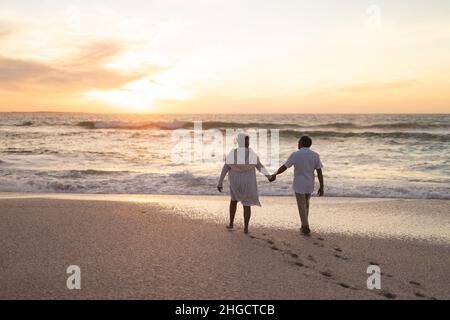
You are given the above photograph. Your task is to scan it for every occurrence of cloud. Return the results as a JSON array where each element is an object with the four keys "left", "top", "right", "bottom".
[
  {"left": 0, "top": 9, "right": 182, "bottom": 110},
  {"left": 0, "top": 22, "right": 15, "bottom": 41},
  {"left": 0, "top": 29, "right": 11, "bottom": 40},
  {"left": 328, "top": 17, "right": 450, "bottom": 48},
  {"left": 337, "top": 77, "right": 421, "bottom": 92},
  {"left": 62, "top": 41, "right": 124, "bottom": 68},
  {"left": 0, "top": 56, "right": 58, "bottom": 83},
  {"left": 0, "top": 40, "right": 162, "bottom": 93}
]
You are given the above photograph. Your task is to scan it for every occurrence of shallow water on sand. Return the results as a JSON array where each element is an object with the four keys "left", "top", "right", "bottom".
[{"left": 2, "top": 193, "right": 449, "bottom": 244}]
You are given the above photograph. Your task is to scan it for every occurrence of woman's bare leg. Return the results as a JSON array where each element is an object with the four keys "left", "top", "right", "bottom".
[
  {"left": 243, "top": 205, "right": 251, "bottom": 233},
  {"left": 228, "top": 200, "right": 237, "bottom": 228}
]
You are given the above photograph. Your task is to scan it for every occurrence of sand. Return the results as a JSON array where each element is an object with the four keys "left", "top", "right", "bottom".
[{"left": 0, "top": 193, "right": 449, "bottom": 300}]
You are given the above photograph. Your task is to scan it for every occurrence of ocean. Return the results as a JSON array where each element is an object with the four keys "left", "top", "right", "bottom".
[{"left": 0, "top": 113, "right": 449, "bottom": 199}]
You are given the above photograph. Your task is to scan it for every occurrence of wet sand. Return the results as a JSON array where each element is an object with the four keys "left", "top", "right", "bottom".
[{"left": 0, "top": 193, "right": 449, "bottom": 299}]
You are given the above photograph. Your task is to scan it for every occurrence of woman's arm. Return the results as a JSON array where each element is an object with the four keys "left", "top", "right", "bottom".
[
  {"left": 256, "top": 157, "right": 271, "bottom": 179},
  {"left": 217, "top": 164, "right": 231, "bottom": 192}
]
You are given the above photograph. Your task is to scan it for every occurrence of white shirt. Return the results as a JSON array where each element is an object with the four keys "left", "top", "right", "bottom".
[{"left": 284, "top": 148, "right": 323, "bottom": 194}]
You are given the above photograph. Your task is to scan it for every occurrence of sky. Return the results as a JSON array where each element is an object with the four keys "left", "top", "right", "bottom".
[{"left": 0, "top": 0, "right": 449, "bottom": 114}]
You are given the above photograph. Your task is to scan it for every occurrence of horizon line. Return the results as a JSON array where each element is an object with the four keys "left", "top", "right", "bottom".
[{"left": 1, "top": 111, "right": 449, "bottom": 115}]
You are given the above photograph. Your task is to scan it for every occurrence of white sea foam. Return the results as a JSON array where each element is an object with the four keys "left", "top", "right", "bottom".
[{"left": 0, "top": 169, "right": 449, "bottom": 199}]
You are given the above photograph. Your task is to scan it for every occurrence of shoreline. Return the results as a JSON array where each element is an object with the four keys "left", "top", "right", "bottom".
[
  {"left": 0, "top": 194, "right": 449, "bottom": 299},
  {"left": 1, "top": 192, "right": 449, "bottom": 244},
  {"left": 1, "top": 191, "right": 450, "bottom": 201}
]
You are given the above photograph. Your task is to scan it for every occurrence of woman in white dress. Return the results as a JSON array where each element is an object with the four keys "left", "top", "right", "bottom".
[{"left": 217, "top": 133, "right": 272, "bottom": 233}]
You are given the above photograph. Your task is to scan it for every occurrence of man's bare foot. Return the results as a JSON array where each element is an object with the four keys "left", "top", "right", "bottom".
[
  {"left": 300, "top": 226, "right": 311, "bottom": 236},
  {"left": 226, "top": 225, "right": 234, "bottom": 229},
  {"left": 244, "top": 228, "right": 249, "bottom": 234}
]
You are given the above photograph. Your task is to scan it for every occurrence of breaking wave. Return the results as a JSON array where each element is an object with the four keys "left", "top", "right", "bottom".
[
  {"left": 280, "top": 130, "right": 450, "bottom": 142},
  {"left": 76, "top": 121, "right": 188, "bottom": 130},
  {"left": 74, "top": 120, "right": 450, "bottom": 131},
  {"left": 0, "top": 169, "right": 449, "bottom": 199}
]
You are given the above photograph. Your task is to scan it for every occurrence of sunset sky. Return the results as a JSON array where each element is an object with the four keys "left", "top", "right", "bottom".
[{"left": 0, "top": 0, "right": 449, "bottom": 113}]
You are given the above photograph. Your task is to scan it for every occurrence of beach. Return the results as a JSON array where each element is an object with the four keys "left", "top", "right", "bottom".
[{"left": 0, "top": 193, "right": 449, "bottom": 300}]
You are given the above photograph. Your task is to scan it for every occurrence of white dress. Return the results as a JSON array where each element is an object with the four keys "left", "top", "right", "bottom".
[{"left": 217, "top": 147, "right": 269, "bottom": 207}]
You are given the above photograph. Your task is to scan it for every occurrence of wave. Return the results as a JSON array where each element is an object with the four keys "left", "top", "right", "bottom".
[
  {"left": 280, "top": 130, "right": 450, "bottom": 142},
  {"left": 68, "top": 169, "right": 130, "bottom": 176},
  {"left": 48, "top": 120, "right": 446, "bottom": 142},
  {"left": 199, "top": 121, "right": 288, "bottom": 130},
  {"left": 77, "top": 120, "right": 188, "bottom": 130},
  {"left": 4, "top": 149, "right": 34, "bottom": 154},
  {"left": 76, "top": 121, "right": 449, "bottom": 141},
  {"left": 4, "top": 119, "right": 448, "bottom": 143},
  {"left": 32, "top": 169, "right": 132, "bottom": 179},
  {"left": 0, "top": 169, "right": 449, "bottom": 199},
  {"left": 15, "top": 121, "right": 33, "bottom": 127},
  {"left": 76, "top": 120, "right": 281, "bottom": 130},
  {"left": 319, "top": 122, "right": 449, "bottom": 130},
  {"left": 4, "top": 148, "right": 59, "bottom": 155},
  {"left": 3, "top": 118, "right": 447, "bottom": 131},
  {"left": 75, "top": 120, "right": 450, "bottom": 131}
]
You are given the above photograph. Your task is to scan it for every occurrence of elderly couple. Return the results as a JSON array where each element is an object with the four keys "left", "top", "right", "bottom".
[{"left": 217, "top": 133, "right": 324, "bottom": 235}]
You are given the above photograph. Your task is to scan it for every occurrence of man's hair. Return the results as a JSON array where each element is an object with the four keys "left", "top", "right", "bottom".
[{"left": 299, "top": 136, "right": 312, "bottom": 147}]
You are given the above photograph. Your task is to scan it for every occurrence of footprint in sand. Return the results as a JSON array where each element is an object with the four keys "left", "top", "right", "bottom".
[
  {"left": 414, "top": 292, "right": 426, "bottom": 298},
  {"left": 307, "top": 255, "right": 317, "bottom": 263},
  {"left": 338, "top": 283, "right": 351, "bottom": 289},
  {"left": 267, "top": 240, "right": 275, "bottom": 245},
  {"left": 409, "top": 280, "right": 421, "bottom": 286},
  {"left": 320, "top": 271, "right": 332, "bottom": 278},
  {"left": 271, "top": 246, "right": 279, "bottom": 251},
  {"left": 382, "top": 292, "right": 396, "bottom": 299},
  {"left": 333, "top": 254, "right": 350, "bottom": 261},
  {"left": 334, "top": 247, "right": 343, "bottom": 253},
  {"left": 290, "top": 253, "right": 299, "bottom": 258},
  {"left": 369, "top": 261, "right": 380, "bottom": 266},
  {"left": 313, "top": 242, "right": 325, "bottom": 248},
  {"left": 317, "top": 237, "right": 324, "bottom": 241}
]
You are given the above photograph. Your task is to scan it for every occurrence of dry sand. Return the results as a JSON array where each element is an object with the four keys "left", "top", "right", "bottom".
[{"left": 0, "top": 193, "right": 449, "bottom": 299}]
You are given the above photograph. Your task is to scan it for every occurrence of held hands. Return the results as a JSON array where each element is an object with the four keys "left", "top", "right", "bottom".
[
  {"left": 217, "top": 186, "right": 223, "bottom": 192},
  {"left": 267, "top": 174, "right": 276, "bottom": 182}
]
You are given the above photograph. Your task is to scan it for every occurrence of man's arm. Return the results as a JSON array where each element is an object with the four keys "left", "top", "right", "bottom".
[
  {"left": 274, "top": 165, "right": 288, "bottom": 176},
  {"left": 269, "top": 165, "right": 288, "bottom": 182},
  {"left": 316, "top": 168, "right": 324, "bottom": 196}
]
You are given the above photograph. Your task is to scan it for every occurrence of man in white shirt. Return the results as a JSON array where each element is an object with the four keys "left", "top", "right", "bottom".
[{"left": 270, "top": 136, "right": 324, "bottom": 235}]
